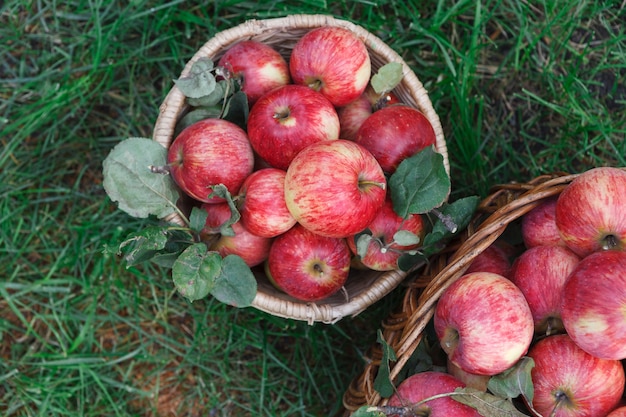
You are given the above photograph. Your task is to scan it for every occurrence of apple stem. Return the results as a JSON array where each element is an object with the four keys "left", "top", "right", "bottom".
[
  {"left": 430, "top": 208, "right": 458, "bottom": 233},
  {"left": 307, "top": 79, "right": 323, "bottom": 92},
  {"left": 358, "top": 179, "right": 387, "bottom": 190},
  {"left": 149, "top": 165, "right": 171, "bottom": 175}
]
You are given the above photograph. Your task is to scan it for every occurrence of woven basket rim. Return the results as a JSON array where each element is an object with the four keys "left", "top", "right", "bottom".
[
  {"left": 341, "top": 169, "right": 626, "bottom": 411},
  {"left": 152, "top": 14, "right": 448, "bottom": 324}
]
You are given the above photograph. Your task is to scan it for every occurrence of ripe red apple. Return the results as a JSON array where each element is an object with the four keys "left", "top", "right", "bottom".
[
  {"left": 337, "top": 86, "right": 400, "bottom": 140},
  {"left": 526, "top": 334, "right": 625, "bottom": 417},
  {"left": 346, "top": 196, "right": 425, "bottom": 271},
  {"left": 434, "top": 272, "right": 534, "bottom": 375},
  {"left": 201, "top": 202, "right": 272, "bottom": 268},
  {"left": 560, "top": 250, "right": 626, "bottom": 360},
  {"left": 237, "top": 168, "right": 296, "bottom": 238},
  {"left": 247, "top": 84, "right": 340, "bottom": 170},
  {"left": 284, "top": 139, "right": 387, "bottom": 238},
  {"left": 509, "top": 245, "right": 580, "bottom": 336},
  {"left": 555, "top": 167, "right": 626, "bottom": 257},
  {"left": 289, "top": 26, "right": 371, "bottom": 107},
  {"left": 464, "top": 242, "right": 512, "bottom": 278},
  {"left": 217, "top": 40, "right": 290, "bottom": 107},
  {"left": 387, "top": 371, "right": 482, "bottom": 417},
  {"left": 354, "top": 105, "right": 437, "bottom": 174},
  {"left": 265, "top": 224, "right": 351, "bottom": 301},
  {"left": 608, "top": 406, "right": 626, "bottom": 417},
  {"left": 167, "top": 118, "right": 254, "bottom": 203},
  {"left": 521, "top": 196, "right": 564, "bottom": 248}
]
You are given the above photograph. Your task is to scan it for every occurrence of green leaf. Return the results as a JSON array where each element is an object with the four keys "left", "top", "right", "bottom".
[
  {"left": 351, "top": 406, "right": 386, "bottom": 417},
  {"left": 209, "top": 184, "right": 240, "bottom": 236},
  {"left": 210, "top": 254, "right": 257, "bottom": 307},
  {"left": 118, "top": 226, "right": 170, "bottom": 266},
  {"left": 370, "top": 62, "right": 404, "bottom": 95},
  {"left": 187, "top": 80, "right": 228, "bottom": 107},
  {"left": 373, "top": 330, "right": 397, "bottom": 398},
  {"left": 355, "top": 233, "right": 374, "bottom": 259},
  {"left": 173, "top": 57, "right": 217, "bottom": 99},
  {"left": 488, "top": 357, "right": 535, "bottom": 403},
  {"left": 102, "top": 137, "right": 180, "bottom": 219},
  {"left": 422, "top": 196, "right": 480, "bottom": 253},
  {"left": 389, "top": 146, "right": 451, "bottom": 218},
  {"left": 221, "top": 90, "right": 249, "bottom": 130},
  {"left": 172, "top": 243, "right": 221, "bottom": 302},
  {"left": 393, "top": 230, "right": 421, "bottom": 246},
  {"left": 175, "top": 107, "right": 224, "bottom": 136},
  {"left": 451, "top": 387, "right": 529, "bottom": 417},
  {"left": 396, "top": 251, "right": 427, "bottom": 272},
  {"left": 189, "top": 206, "right": 208, "bottom": 233}
]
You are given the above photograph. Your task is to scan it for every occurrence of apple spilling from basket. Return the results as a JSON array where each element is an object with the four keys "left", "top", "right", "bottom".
[
  {"left": 369, "top": 167, "right": 626, "bottom": 417},
  {"left": 102, "top": 25, "right": 464, "bottom": 308}
]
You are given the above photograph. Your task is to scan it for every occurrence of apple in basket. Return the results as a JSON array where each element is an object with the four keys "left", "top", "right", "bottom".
[
  {"left": 347, "top": 196, "right": 425, "bottom": 271},
  {"left": 237, "top": 168, "right": 296, "bottom": 238},
  {"left": 289, "top": 26, "right": 371, "bottom": 107},
  {"left": 521, "top": 196, "right": 563, "bottom": 248},
  {"left": 464, "top": 241, "right": 513, "bottom": 278},
  {"left": 284, "top": 139, "right": 387, "bottom": 239},
  {"left": 201, "top": 202, "right": 272, "bottom": 268},
  {"left": 526, "top": 334, "right": 625, "bottom": 417},
  {"left": 217, "top": 39, "right": 290, "bottom": 107},
  {"left": 560, "top": 250, "right": 626, "bottom": 360},
  {"left": 509, "top": 244, "right": 580, "bottom": 336},
  {"left": 167, "top": 118, "right": 254, "bottom": 203},
  {"left": 337, "top": 85, "right": 400, "bottom": 140},
  {"left": 434, "top": 271, "right": 534, "bottom": 375},
  {"left": 354, "top": 105, "right": 437, "bottom": 174},
  {"left": 265, "top": 224, "right": 351, "bottom": 302},
  {"left": 555, "top": 166, "right": 626, "bottom": 257},
  {"left": 247, "top": 84, "right": 340, "bottom": 170},
  {"left": 608, "top": 406, "right": 626, "bottom": 417},
  {"left": 387, "top": 371, "right": 482, "bottom": 417}
]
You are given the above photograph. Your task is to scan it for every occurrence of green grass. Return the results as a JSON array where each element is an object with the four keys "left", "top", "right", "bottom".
[{"left": 1, "top": 0, "right": 624, "bottom": 416}]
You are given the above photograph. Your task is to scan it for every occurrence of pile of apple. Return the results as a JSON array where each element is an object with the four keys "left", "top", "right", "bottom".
[
  {"left": 383, "top": 167, "right": 626, "bottom": 417},
  {"left": 166, "top": 26, "right": 438, "bottom": 302}
]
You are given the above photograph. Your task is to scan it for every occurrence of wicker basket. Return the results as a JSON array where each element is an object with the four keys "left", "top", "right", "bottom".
[
  {"left": 152, "top": 14, "right": 448, "bottom": 324},
  {"left": 341, "top": 171, "right": 588, "bottom": 412}
]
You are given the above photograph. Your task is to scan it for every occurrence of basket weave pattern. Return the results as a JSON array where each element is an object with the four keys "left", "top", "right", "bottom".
[
  {"left": 342, "top": 172, "right": 581, "bottom": 412},
  {"left": 152, "top": 15, "right": 448, "bottom": 324}
]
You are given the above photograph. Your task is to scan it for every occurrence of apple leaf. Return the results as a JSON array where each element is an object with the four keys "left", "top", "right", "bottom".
[
  {"left": 189, "top": 206, "right": 208, "bottom": 234},
  {"left": 118, "top": 225, "right": 170, "bottom": 266},
  {"left": 389, "top": 146, "right": 450, "bottom": 219},
  {"left": 173, "top": 57, "right": 217, "bottom": 99},
  {"left": 373, "top": 329, "right": 397, "bottom": 398},
  {"left": 355, "top": 232, "right": 374, "bottom": 259},
  {"left": 187, "top": 79, "right": 228, "bottom": 107},
  {"left": 451, "top": 388, "right": 529, "bottom": 417},
  {"left": 422, "top": 196, "right": 480, "bottom": 255},
  {"left": 221, "top": 90, "right": 249, "bottom": 130},
  {"left": 175, "top": 107, "right": 224, "bottom": 136},
  {"left": 210, "top": 254, "right": 257, "bottom": 307},
  {"left": 102, "top": 137, "right": 180, "bottom": 219},
  {"left": 208, "top": 184, "right": 240, "bottom": 237},
  {"left": 487, "top": 356, "right": 535, "bottom": 403},
  {"left": 393, "top": 230, "right": 421, "bottom": 246},
  {"left": 172, "top": 243, "right": 222, "bottom": 302},
  {"left": 351, "top": 406, "right": 386, "bottom": 417},
  {"left": 370, "top": 62, "right": 404, "bottom": 95}
]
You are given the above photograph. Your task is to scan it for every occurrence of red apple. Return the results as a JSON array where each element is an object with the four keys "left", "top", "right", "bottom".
[
  {"left": 434, "top": 272, "right": 534, "bottom": 375},
  {"left": 560, "top": 250, "right": 626, "bottom": 360},
  {"left": 167, "top": 118, "right": 254, "bottom": 203},
  {"left": 526, "top": 334, "right": 625, "bottom": 417},
  {"left": 608, "top": 406, "right": 626, "bottom": 417},
  {"left": 521, "top": 196, "right": 564, "bottom": 248},
  {"left": 265, "top": 224, "right": 351, "bottom": 301},
  {"left": 217, "top": 40, "right": 290, "bottom": 107},
  {"left": 509, "top": 245, "right": 580, "bottom": 336},
  {"left": 284, "top": 139, "right": 387, "bottom": 238},
  {"left": 555, "top": 167, "right": 626, "bottom": 257},
  {"left": 337, "top": 86, "right": 400, "bottom": 140},
  {"left": 464, "top": 242, "right": 512, "bottom": 278},
  {"left": 289, "top": 26, "right": 371, "bottom": 107},
  {"left": 201, "top": 202, "right": 272, "bottom": 267},
  {"left": 387, "top": 371, "right": 482, "bottom": 417},
  {"left": 237, "top": 168, "right": 296, "bottom": 238},
  {"left": 347, "top": 196, "right": 425, "bottom": 271},
  {"left": 354, "top": 105, "right": 437, "bottom": 174},
  {"left": 247, "top": 84, "right": 340, "bottom": 170}
]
